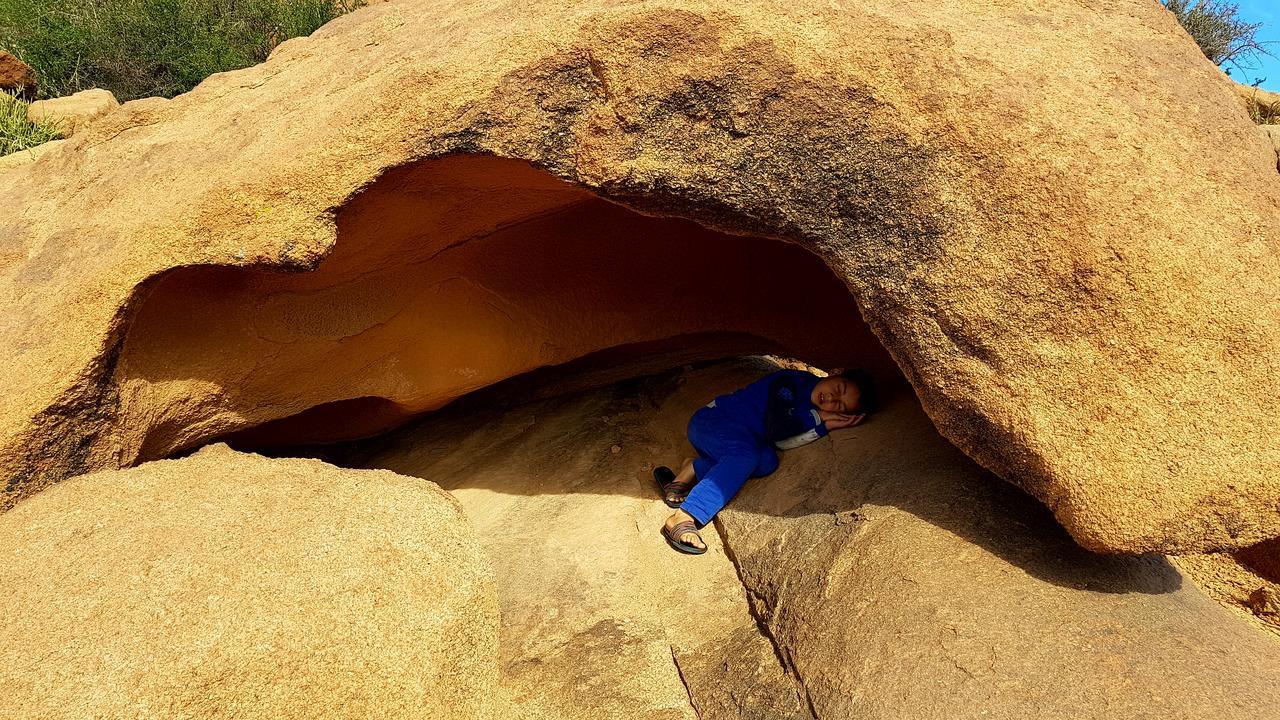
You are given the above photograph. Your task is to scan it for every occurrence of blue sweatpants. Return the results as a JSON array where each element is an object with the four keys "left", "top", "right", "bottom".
[{"left": 681, "top": 406, "right": 779, "bottom": 525}]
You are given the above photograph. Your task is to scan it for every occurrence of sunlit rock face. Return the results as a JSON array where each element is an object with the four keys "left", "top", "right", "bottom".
[
  {"left": 1, "top": 0, "right": 1278, "bottom": 553},
  {"left": 0, "top": 444, "right": 505, "bottom": 719}
]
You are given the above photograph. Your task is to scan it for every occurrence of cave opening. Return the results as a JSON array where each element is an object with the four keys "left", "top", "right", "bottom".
[
  {"left": 113, "top": 153, "right": 905, "bottom": 464},
  {"left": 110, "top": 158, "right": 918, "bottom": 711}
]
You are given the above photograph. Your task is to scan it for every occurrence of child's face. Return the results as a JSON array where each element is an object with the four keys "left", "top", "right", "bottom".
[{"left": 811, "top": 376, "right": 860, "bottom": 414}]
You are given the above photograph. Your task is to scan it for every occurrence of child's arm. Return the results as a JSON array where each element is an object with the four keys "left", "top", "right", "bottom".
[
  {"left": 772, "top": 418, "right": 827, "bottom": 450},
  {"left": 765, "top": 372, "right": 829, "bottom": 450},
  {"left": 818, "top": 409, "right": 867, "bottom": 431},
  {"left": 773, "top": 410, "right": 866, "bottom": 449}
]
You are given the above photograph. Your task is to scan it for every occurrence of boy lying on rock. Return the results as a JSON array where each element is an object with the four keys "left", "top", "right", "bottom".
[{"left": 656, "top": 367, "right": 877, "bottom": 554}]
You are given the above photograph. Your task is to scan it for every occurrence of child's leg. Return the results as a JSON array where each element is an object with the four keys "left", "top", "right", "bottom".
[
  {"left": 692, "top": 447, "right": 770, "bottom": 481},
  {"left": 659, "top": 457, "right": 699, "bottom": 505},
  {"left": 687, "top": 406, "right": 718, "bottom": 481},
  {"left": 691, "top": 455, "right": 713, "bottom": 482},
  {"left": 682, "top": 414, "right": 769, "bottom": 525},
  {"left": 681, "top": 445, "right": 764, "bottom": 524},
  {"left": 751, "top": 447, "right": 779, "bottom": 478},
  {"left": 691, "top": 445, "right": 768, "bottom": 479},
  {"left": 674, "top": 457, "right": 698, "bottom": 483},
  {"left": 686, "top": 408, "right": 777, "bottom": 480}
]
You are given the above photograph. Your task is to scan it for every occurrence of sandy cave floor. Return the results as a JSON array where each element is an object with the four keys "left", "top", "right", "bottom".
[{"left": 323, "top": 359, "right": 808, "bottom": 719}]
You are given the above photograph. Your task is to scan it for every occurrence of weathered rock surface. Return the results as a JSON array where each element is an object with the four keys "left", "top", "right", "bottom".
[
  {"left": 1253, "top": 587, "right": 1280, "bottom": 616},
  {"left": 0, "top": 444, "right": 504, "bottom": 719},
  {"left": 0, "top": 138, "right": 65, "bottom": 170},
  {"left": 25, "top": 87, "right": 119, "bottom": 135},
  {"left": 1262, "top": 124, "right": 1280, "bottom": 161},
  {"left": 344, "top": 366, "right": 809, "bottom": 720},
  {"left": 1178, "top": 538, "right": 1280, "bottom": 639},
  {"left": 1, "top": 0, "right": 1278, "bottom": 554},
  {"left": 339, "top": 359, "right": 1280, "bottom": 718},
  {"left": 1239, "top": 537, "right": 1280, "bottom": 582},
  {"left": 0, "top": 51, "right": 36, "bottom": 98}
]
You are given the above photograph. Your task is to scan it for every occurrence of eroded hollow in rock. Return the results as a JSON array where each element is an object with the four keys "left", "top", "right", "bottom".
[
  {"left": 1237, "top": 538, "right": 1280, "bottom": 584},
  {"left": 113, "top": 154, "right": 901, "bottom": 464}
]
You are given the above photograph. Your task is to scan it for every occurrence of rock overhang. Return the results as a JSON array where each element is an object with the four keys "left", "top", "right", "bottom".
[
  {"left": 0, "top": 0, "right": 1277, "bottom": 554},
  {"left": 109, "top": 153, "right": 895, "bottom": 463}
]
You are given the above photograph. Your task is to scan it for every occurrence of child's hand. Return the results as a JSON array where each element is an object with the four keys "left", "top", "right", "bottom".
[{"left": 820, "top": 410, "right": 866, "bottom": 430}]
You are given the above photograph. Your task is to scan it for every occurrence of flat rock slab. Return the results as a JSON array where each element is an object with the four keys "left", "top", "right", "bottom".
[
  {"left": 0, "top": 444, "right": 504, "bottom": 720},
  {"left": 0, "top": 138, "right": 66, "bottom": 171}
]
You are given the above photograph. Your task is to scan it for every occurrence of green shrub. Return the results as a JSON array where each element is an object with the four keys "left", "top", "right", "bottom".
[
  {"left": 0, "top": 91, "right": 62, "bottom": 156},
  {"left": 1163, "top": 0, "right": 1274, "bottom": 81},
  {"left": 0, "top": 0, "right": 365, "bottom": 101}
]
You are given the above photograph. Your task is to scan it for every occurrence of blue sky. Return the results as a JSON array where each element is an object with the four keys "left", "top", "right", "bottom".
[{"left": 1228, "top": 0, "right": 1280, "bottom": 90}]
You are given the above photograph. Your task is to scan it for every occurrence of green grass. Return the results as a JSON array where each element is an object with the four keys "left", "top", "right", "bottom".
[
  {"left": 0, "top": 91, "right": 62, "bottom": 156},
  {"left": 0, "top": 0, "right": 365, "bottom": 102}
]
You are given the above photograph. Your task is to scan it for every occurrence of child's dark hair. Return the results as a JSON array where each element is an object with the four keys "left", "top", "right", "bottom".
[{"left": 835, "top": 369, "right": 878, "bottom": 415}]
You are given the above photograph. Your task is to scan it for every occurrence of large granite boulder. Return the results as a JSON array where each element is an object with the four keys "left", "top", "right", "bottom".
[
  {"left": 1, "top": 0, "right": 1277, "bottom": 554},
  {"left": 0, "top": 444, "right": 504, "bottom": 719},
  {"left": 0, "top": 138, "right": 65, "bottom": 170}
]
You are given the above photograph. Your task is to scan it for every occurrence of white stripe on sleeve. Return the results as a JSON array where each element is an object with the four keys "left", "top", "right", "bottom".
[{"left": 775, "top": 428, "right": 822, "bottom": 450}]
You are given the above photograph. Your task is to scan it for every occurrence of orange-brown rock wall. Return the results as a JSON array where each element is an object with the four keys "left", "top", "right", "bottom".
[{"left": 112, "top": 155, "right": 887, "bottom": 463}]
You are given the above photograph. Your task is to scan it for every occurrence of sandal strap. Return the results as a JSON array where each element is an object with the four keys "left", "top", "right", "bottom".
[
  {"left": 664, "top": 479, "right": 694, "bottom": 495},
  {"left": 669, "top": 520, "right": 700, "bottom": 539}
]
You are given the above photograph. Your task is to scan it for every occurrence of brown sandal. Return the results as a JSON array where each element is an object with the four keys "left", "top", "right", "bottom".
[
  {"left": 661, "top": 520, "right": 706, "bottom": 555},
  {"left": 654, "top": 466, "right": 694, "bottom": 508}
]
